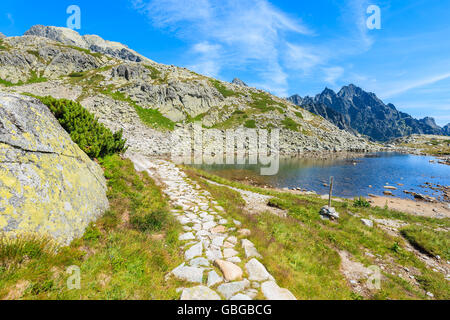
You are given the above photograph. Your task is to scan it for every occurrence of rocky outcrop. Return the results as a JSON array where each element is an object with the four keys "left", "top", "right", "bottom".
[
  {"left": 0, "top": 32, "right": 5, "bottom": 39},
  {"left": 442, "top": 123, "right": 450, "bottom": 135},
  {"left": 0, "top": 93, "right": 109, "bottom": 245},
  {"left": 24, "top": 25, "right": 151, "bottom": 63},
  {"left": 0, "top": 36, "right": 106, "bottom": 83},
  {"left": 231, "top": 78, "right": 248, "bottom": 87},
  {"left": 289, "top": 84, "right": 449, "bottom": 141}
]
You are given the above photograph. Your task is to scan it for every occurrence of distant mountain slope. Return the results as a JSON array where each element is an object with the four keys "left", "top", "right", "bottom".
[
  {"left": 288, "top": 84, "right": 449, "bottom": 141},
  {"left": 0, "top": 25, "right": 378, "bottom": 155}
]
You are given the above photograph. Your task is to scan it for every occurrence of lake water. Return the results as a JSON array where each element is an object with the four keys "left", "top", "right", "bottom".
[{"left": 191, "top": 152, "right": 450, "bottom": 200}]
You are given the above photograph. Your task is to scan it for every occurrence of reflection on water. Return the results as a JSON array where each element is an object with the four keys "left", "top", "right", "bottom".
[{"left": 191, "top": 153, "right": 450, "bottom": 200}]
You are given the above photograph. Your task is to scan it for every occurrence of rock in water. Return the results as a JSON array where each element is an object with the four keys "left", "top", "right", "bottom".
[{"left": 0, "top": 93, "right": 109, "bottom": 245}]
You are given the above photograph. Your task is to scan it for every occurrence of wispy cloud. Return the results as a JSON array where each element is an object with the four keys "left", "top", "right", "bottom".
[
  {"left": 131, "top": 0, "right": 312, "bottom": 96},
  {"left": 323, "top": 66, "right": 345, "bottom": 86},
  {"left": 381, "top": 72, "right": 450, "bottom": 98},
  {"left": 6, "top": 13, "right": 14, "bottom": 25}
]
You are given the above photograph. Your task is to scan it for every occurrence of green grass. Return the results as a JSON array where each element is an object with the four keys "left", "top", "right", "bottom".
[
  {"left": 183, "top": 166, "right": 450, "bottom": 300},
  {"left": 135, "top": 105, "right": 175, "bottom": 131},
  {"left": 63, "top": 44, "right": 103, "bottom": 59},
  {"left": 244, "top": 119, "right": 257, "bottom": 128},
  {"left": 0, "top": 70, "right": 47, "bottom": 87},
  {"left": 143, "top": 64, "right": 168, "bottom": 83},
  {"left": 400, "top": 225, "right": 450, "bottom": 260},
  {"left": 282, "top": 117, "right": 299, "bottom": 131},
  {"left": 210, "top": 79, "right": 239, "bottom": 98},
  {"left": 0, "top": 155, "right": 184, "bottom": 300},
  {"left": 102, "top": 89, "right": 175, "bottom": 131},
  {"left": 249, "top": 91, "right": 287, "bottom": 113},
  {"left": 0, "top": 39, "right": 9, "bottom": 50}
]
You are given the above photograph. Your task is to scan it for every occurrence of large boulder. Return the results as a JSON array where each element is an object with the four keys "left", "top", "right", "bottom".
[{"left": 0, "top": 92, "right": 109, "bottom": 245}]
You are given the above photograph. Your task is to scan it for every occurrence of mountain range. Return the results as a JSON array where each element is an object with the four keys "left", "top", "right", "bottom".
[{"left": 288, "top": 85, "right": 450, "bottom": 141}]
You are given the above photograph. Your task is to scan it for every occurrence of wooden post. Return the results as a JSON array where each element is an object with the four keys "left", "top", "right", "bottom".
[{"left": 328, "top": 176, "right": 334, "bottom": 207}]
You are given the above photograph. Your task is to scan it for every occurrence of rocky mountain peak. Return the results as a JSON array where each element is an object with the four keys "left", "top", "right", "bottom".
[
  {"left": 24, "top": 25, "right": 150, "bottom": 63},
  {"left": 420, "top": 117, "right": 440, "bottom": 129},
  {"left": 231, "top": 78, "right": 248, "bottom": 87},
  {"left": 289, "top": 84, "right": 450, "bottom": 141},
  {"left": 288, "top": 94, "right": 302, "bottom": 106}
]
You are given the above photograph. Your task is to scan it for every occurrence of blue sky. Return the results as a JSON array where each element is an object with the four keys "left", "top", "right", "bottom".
[{"left": 1, "top": 0, "right": 450, "bottom": 125}]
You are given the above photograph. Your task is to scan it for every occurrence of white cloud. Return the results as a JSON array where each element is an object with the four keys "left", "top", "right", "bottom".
[
  {"left": 381, "top": 72, "right": 450, "bottom": 98},
  {"left": 188, "top": 42, "right": 222, "bottom": 77},
  {"left": 132, "top": 0, "right": 312, "bottom": 93},
  {"left": 6, "top": 13, "right": 14, "bottom": 25},
  {"left": 284, "top": 43, "right": 324, "bottom": 72},
  {"left": 323, "top": 66, "right": 345, "bottom": 85}
]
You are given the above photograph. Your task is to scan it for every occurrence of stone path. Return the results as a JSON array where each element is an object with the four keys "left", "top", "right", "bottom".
[
  {"left": 204, "top": 179, "right": 287, "bottom": 217},
  {"left": 129, "top": 154, "right": 297, "bottom": 300}
]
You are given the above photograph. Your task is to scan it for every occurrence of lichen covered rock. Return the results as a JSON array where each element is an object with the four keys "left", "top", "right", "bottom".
[{"left": 0, "top": 92, "right": 108, "bottom": 245}]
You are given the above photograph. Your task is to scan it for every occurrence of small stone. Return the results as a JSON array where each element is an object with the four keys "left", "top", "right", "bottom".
[
  {"left": 180, "top": 286, "right": 221, "bottom": 300},
  {"left": 203, "top": 221, "right": 217, "bottom": 230},
  {"left": 241, "top": 239, "right": 262, "bottom": 258},
  {"left": 245, "top": 289, "right": 258, "bottom": 299},
  {"left": 215, "top": 259, "right": 243, "bottom": 282},
  {"left": 252, "top": 282, "right": 260, "bottom": 289},
  {"left": 426, "top": 292, "right": 434, "bottom": 298},
  {"left": 211, "top": 236, "right": 226, "bottom": 247},
  {"left": 230, "top": 293, "right": 251, "bottom": 300},
  {"left": 226, "top": 257, "right": 242, "bottom": 264},
  {"left": 238, "top": 229, "right": 251, "bottom": 236},
  {"left": 172, "top": 264, "right": 204, "bottom": 283},
  {"left": 218, "top": 219, "right": 228, "bottom": 225},
  {"left": 217, "top": 280, "right": 250, "bottom": 299},
  {"left": 223, "top": 248, "right": 239, "bottom": 259},
  {"left": 233, "top": 219, "right": 242, "bottom": 226},
  {"left": 227, "top": 236, "right": 237, "bottom": 244},
  {"left": 261, "top": 281, "right": 297, "bottom": 300},
  {"left": 178, "top": 217, "right": 191, "bottom": 225},
  {"left": 206, "top": 247, "right": 223, "bottom": 261},
  {"left": 207, "top": 270, "right": 223, "bottom": 287},
  {"left": 189, "top": 257, "right": 210, "bottom": 267},
  {"left": 179, "top": 232, "right": 195, "bottom": 241},
  {"left": 245, "top": 258, "right": 273, "bottom": 281},
  {"left": 211, "top": 225, "right": 227, "bottom": 233},
  {"left": 223, "top": 241, "right": 235, "bottom": 248},
  {"left": 185, "top": 242, "right": 202, "bottom": 260},
  {"left": 361, "top": 219, "right": 374, "bottom": 228}
]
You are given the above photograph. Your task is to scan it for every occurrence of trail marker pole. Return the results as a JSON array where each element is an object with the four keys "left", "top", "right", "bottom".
[{"left": 328, "top": 176, "right": 334, "bottom": 207}]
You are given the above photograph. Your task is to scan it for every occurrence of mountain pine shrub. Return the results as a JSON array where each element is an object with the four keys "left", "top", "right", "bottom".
[{"left": 37, "top": 96, "right": 127, "bottom": 159}]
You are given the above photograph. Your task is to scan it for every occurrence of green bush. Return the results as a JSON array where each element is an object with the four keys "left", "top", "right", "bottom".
[
  {"left": 244, "top": 119, "right": 257, "bottom": 128},
  {"left": 353, "top": 196, "right": 371, "bottom": 208},
  {"left": 282, "top": 117, "right": 299, "bottom": 131},
  {"left": 37, "top": 96, "right": 127, "bottom": 159}
]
